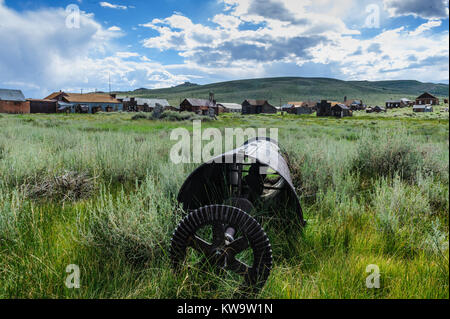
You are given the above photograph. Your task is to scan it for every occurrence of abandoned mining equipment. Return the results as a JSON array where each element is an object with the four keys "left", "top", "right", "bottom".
[{"left": 170, "top": 138, "right": 306, "bottom": 291}]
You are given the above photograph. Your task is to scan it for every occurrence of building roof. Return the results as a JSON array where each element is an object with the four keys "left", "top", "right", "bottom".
[
  {"left": 0, "top": 89, "right": 26, "bottom": 102},
  {"left": 417, "top": 92, "right": 437, "bottom": 100},
  {"left": 332, "top": 103, "right": 350, "bottom": 110},
  {"left": 45, "top": 92, "right": 121, "bottom": 104},
  {"left": 135, "top": 98, "right": 170, "bottom": 107},
  {"left": 386, "top": 100, "right": 402, "bottom": 103},
  {"left": 27, "top": 99, "right": 56, "bottom": 102},
  {"left": 217, "top": 102, "right": 242, "bottom": 110},
  {"left": 413, "top": 105, "right": 433, "bottom": 109},
  {"left": 328, "top": 101, "right": 341, "bottom": 107},
  {"left": 243, "top": 99, "right": 269, "bottom": 106},
  {"left": 183, "top": 98, "right": 215, "bottom": 107},
  {"left": 344, "top": 99, "right": 362, "bottom": 106},
  {"left": 288, "top": 101, "right": 317, "bottom": 108}
]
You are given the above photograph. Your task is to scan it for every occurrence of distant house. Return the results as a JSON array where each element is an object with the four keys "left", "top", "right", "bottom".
[
  {"left": 416, "top": 92, "right": 439, "bottom": 106},
  {"left": 27, "top": 99, "right": 57, "bottom": 114},
  {"left": 180, "top": 98, "right": 215, "bottom": 115},
  {"left": 286, "top": 101, "right": 316, "bottom": 115},
  {"left": 331, "top": 104, "right": 352, "bottom": 118},
  {"left": 119, "top": 97, "right": 170, "bottom": 112},
  {"left": 0, "top": 89, "right": 30, "bottom": 114},
  {"left": 217, "top": 103, "right": 242, "bottom": 113},
  {"left": 344, "top": 99, "right": 364, "bottom": 110},
  {"left": 241, "top": 100, "right": 277, "bottom": 114},
  {"left": 386, "top": 100, "right": 402, "bottom": 108},
  {"left": 317, "top": 100, "right": 339, "bottom": 117},
  {"left": 413, "top": 105, "right": 433, "bottom": 113},
  {"left": 45, "top": 91, "right": 122, "bottom": 114},
  {"left": 317, "top": 100, "right": 351, "bottom": 117}
]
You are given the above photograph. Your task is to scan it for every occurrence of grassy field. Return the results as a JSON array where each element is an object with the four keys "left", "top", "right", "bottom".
[
  {"left": 118, "top": 77, "right": 449, "bottom": 107},
  {"left": 0, "top": 106, "right": 448, "bottom": 299}
]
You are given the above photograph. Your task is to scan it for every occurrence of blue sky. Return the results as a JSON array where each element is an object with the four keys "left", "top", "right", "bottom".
[{"left": 0, "top": 0, "right": 448, "bottom": 98}]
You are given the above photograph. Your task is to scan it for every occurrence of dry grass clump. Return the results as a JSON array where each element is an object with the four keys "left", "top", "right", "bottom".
[{"left": 23, "top": 171, "right": 96, "bottom": 202}]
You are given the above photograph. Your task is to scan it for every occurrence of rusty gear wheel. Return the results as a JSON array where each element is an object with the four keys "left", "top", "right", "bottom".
[{"left": 170, "top": 205, "right": 272, "bottom": 291}]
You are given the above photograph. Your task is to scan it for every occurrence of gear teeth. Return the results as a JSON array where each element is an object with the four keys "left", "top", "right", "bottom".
[{"left": 170, "top": 204, "right": 273, "bottom": 293}]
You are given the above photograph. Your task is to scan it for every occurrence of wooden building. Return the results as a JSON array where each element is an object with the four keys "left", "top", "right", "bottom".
[
  {"left": 317, "top": 100, "right": 338, "bottom": 117},
  {"left": 386, "top": 100, "right": 402, "bottom": 108},
  {"left": 27, "top": 99, "right": 57, "bottom": 114},
  {"left": 331, "top": 104, "right": 352, "bottom": 117},
  {"left": 286, "top": 101, "right": 316, "bottom": 115},
  {"left": 119, "top": 97, "right": 170, "bottom": 112},
  {"left": 217, "top": 103, "right": 242, "bottom": 113},
  {"left": 0, "top": 89, "right": 30, "bottom": 114},
  {"left": 344, "top": 99, "right": 364, "bottom": 110},
  {"left": 416, "top": 92, "right": 439, "bottom": 105},
  {"left": 413, "top": 105, "right": 433, "bottom": 113},
  {"left": 180, "top": 98, "right": 215, "bottom": 115},
  {"left": 241, "top": 100, "right": 277, "bottom": 114}
]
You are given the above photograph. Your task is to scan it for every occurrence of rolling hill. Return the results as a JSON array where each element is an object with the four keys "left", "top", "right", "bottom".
[{"left": 115, "top": 77, "right": 449, "bottom": 107}]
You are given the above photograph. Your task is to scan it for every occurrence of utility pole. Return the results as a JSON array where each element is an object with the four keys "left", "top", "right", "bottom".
[{"left": 109, "top": 73, "right": 111, "bottom": 94}]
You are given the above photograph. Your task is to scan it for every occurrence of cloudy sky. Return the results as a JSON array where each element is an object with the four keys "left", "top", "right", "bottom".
[{"left": 0, "top": 0, "right": 448, "bottom": 98}]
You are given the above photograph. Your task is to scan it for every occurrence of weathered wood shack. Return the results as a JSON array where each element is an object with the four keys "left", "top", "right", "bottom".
[
  {"left": 344, "top": 99, "right": 364, "bottom": 110},
  {"left": 286, "top": 101, "right": 316, "bottom": 114},
  {"left": 119, "top": 97, "right": 170, "bottom": 112},
  {"left": 241, "top": 100, "right": 277, "bottom": 114},
  {"left": 386, "top": 100, "right": 402, "bottom": 108},
  {"left": 331, "top": 104, "right": 352, "bottom": 118},
  {"left": 217, "top": 103, "right": 242, "bottom": 113},
  {"left": 416, "top": 92, "right": 439, "bottom": 105},
  {"left": 27, "top": 99, "right": 57, "bottom": 114},
  {"left": 317, "top": 100, "right": 338, "bottom": 117},
  {"left": 180, "top": 98, "right": 216, "bottom": 115}
]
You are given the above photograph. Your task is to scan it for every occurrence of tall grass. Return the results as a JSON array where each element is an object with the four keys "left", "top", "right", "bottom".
[{"left": 0, "top": 113, "right": 448, "bottom": 299}]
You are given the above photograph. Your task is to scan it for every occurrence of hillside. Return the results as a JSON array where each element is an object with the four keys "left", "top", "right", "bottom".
[{"left": 116, "top": 77, "right": 449, "bottom": 106}]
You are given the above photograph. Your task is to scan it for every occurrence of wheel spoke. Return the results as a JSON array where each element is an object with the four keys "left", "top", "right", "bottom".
[
  {"left": 190, "top": 235, "right": 212, "bottom": 256},
  {"left": 227, "top": 237, "right": 249, "bottom": 256},
  {"left": 227, "top": 257, "right": 250, "bottom": 276},
  {"left": 212, "top": 222, "right": 225, "bottom": 246}
]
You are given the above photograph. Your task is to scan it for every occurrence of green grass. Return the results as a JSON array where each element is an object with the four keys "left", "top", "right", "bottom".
[
  {"left": 0, "top": 109, "right": 448, "bottom": 299},
  {"left": 116, "top": 77, "right": 449, "bottom": 106}
]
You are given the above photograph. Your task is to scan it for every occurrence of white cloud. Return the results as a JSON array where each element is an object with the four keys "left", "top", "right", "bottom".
[
  {"left": 384, "top": 0, "right": 449, "bottom": 19},
  {"left": 99, "top": 2, "right": 128, "bottom": 10},
  {"left": 116, "top": 52, "right": 140, "bottom": 58},
  {"left": 107, "top": 25, "right": 122, "bottom": 31},
  {"left": 409, "top": 19, "right": 442, "bottom": 36},
  {"left": 140, "top": 0, "right": 448, "bottom": 83},
  {"left": 0, "top": 0, "right": 448, "bottom": 98},
  {"left": 0, "top": 2, "right": 188, "bottom": 97}
]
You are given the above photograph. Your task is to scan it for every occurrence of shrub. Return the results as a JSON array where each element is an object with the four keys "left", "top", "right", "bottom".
[
  {"left": 372, "top": 176, "right": 439, "bottom": 255},
  {"left": 79, "top": 175, "right": 181, "bottom": 265},
  {"left": 283, "top": 137, "right": 355, "bottom": 196},
  {"left": 353, "top": 129, "right": 422, "bottom": 181},
  {"left": 131, "top": 113, "right": 148, "bottom": 121}
]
